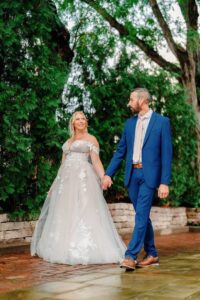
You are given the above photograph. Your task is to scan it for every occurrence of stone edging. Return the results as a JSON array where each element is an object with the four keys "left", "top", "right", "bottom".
[
  {"left": 0, "top": 205, "right": 196, "bottom": 244},
  {"left": 108, "top": 204, "right": 188, "bottom": 236},
  {"left": 0, "top": 214, "right": 36, "bottom": 243}
]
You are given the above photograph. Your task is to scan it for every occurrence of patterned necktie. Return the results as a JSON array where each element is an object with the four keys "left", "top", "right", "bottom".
[{"left": 133, "top": 116, "right": 145, "bottom": 162}]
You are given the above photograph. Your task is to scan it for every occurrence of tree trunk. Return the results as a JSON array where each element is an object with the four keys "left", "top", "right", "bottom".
[
  {"left": 181, "top": 62, "right": 199, "bottom": 123},
  {"left": 48, "top": 0, "right": 74, "bottom": 63},
  {"left": 181, "top": 60, "right": 200, "bottom": 179}
]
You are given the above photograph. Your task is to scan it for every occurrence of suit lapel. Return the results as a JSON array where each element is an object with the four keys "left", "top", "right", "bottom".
[{"left": 142, "top": 112, "right": 157, "bottom": 148}]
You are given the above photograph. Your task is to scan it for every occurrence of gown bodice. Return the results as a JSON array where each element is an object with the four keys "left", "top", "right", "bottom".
[{"left": 62, "top": 140, "right": 99, "bottom": 162}]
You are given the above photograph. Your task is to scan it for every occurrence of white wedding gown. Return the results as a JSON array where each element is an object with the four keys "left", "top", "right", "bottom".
[{"left": 31, "top": 140, "right": 126, "bottom": 265}]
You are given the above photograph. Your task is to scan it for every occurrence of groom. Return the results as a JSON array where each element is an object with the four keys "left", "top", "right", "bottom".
[{"left": 102, "top": 88, "right": 172, "bottom": 270}]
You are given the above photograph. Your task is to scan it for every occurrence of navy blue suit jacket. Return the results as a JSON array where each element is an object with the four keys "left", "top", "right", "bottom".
[{"left": 105, "top": 112, "right": 172, "bottom": 188}]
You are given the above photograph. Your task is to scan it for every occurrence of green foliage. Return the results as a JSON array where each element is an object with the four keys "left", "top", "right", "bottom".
[
  {"left": 1, "top": 0, "right": 199, "bottom": 222},
  {"left": 150, "top": 83, "right": 199, "bottom": 207},
  {"left": 0, "top": 1, "right": 68, "bottom": 218}
]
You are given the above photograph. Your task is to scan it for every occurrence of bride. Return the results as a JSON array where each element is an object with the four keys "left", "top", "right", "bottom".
[{"left": 31, "top": 111, "right": 126, "bottom": 265}]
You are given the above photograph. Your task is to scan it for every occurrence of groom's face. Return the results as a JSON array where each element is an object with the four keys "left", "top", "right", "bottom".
[{"left": 128, "top": 92, "right": 142, "bottom": 113}]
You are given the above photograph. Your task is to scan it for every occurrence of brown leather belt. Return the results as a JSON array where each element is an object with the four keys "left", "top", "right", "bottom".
[{"left": 133, "top": 163, "right": 143, "bottom": 169}]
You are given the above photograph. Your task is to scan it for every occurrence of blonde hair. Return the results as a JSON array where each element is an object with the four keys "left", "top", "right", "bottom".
[
  {"left": 131, "top": 88, "right": 151, "bottom": 103},
  {"left": 68, "top": 111, "right": 88, "bottom": 137}
]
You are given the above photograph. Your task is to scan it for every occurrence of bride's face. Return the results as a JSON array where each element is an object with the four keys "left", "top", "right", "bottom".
[{"left": 73, "top": 113, "right": 87, "bottom": 132}]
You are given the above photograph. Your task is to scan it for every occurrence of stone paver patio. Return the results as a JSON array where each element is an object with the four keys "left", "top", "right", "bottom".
[{"left": 0, "top": 232, "right": 200, "bottom": 300}]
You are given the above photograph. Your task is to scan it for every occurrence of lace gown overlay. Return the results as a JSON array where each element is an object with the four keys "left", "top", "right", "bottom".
[{"left": 31, "top": 140, "right": 126, "bottom": 265}]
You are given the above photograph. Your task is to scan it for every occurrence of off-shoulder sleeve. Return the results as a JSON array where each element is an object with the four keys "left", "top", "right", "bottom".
[
  {"left": 89, "top": 143, "right": 99, "bottom": 155},
  {"left": 89, "top": 142, "right": 104, "bottom": 179}
]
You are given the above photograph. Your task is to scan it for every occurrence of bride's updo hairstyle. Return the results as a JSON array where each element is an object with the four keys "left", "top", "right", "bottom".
[{"left": 69, "top": 111, "right": 88, "bottom": 137}]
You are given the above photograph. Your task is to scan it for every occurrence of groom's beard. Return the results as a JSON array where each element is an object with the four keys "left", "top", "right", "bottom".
[{"left": 130, "top": 105, "right": 141, "bottom": 113}]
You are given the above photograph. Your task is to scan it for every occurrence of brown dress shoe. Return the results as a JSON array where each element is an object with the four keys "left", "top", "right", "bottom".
[
  {"left": 120, "top": 258, "right": 136, "bottom": 270},
  {"left": 137, "top": 255, "right": 159, "bottom": 268}
]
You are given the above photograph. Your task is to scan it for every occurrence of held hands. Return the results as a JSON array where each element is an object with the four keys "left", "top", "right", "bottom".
[
  {"left": 101, "top": 175, "right": 113, "bottom": 190},
  {"left": 158, "top": 184, "right": 169, "bottom": 199}
]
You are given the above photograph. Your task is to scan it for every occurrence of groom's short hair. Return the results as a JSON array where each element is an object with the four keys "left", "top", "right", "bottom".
[{"left": 131, "top": 88, "right": 151, "bottom": 102}]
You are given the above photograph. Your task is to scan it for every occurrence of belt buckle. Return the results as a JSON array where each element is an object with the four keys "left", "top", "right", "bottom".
[{"left": 133, "top": 163, "right": 142, "bottom": 169}]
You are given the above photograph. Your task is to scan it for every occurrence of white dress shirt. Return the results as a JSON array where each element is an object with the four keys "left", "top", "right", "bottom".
[{"left": 132, "top": 109, "right": 153, "bottom": 164}]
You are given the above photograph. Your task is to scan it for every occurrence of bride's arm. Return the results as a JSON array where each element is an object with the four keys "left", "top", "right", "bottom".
[{"left": 89, "top": 138, "right": 105, "bottom": 180}]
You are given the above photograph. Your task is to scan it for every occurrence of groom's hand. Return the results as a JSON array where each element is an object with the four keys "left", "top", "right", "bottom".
[
  {"left": 158, "top": 184, "right": 169, "bottom": 199},
  {"left": 101, "top": 175, "right": 113, "bottom": 190}
]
